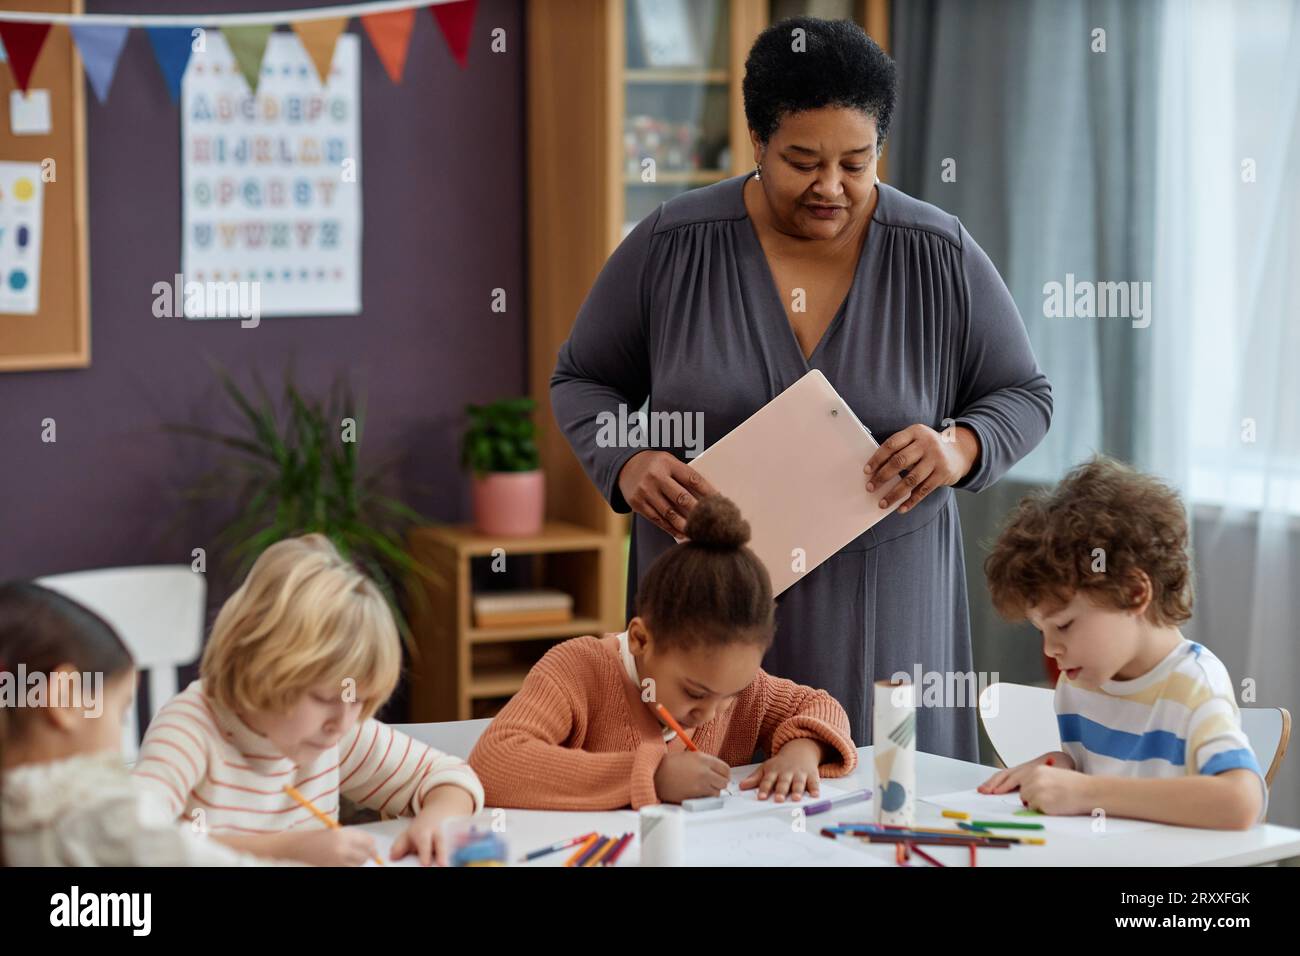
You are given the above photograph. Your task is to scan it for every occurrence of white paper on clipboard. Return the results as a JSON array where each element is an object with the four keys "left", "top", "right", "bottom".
[{"left": 687, "top": 370, "right": 904, "bottom": 595}]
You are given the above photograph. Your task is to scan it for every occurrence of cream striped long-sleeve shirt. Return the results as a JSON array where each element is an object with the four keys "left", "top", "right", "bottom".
[{"left": 133, "top": 681, "right": 484, "bottom": 834}]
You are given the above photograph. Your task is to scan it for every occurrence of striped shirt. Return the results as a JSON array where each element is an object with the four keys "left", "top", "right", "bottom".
[
  {"left": 1055, "top": 639, "right": 1267, "bottom": 820},
  {"left": 133, "top": 681, "right": 484, "bottom": 835}
]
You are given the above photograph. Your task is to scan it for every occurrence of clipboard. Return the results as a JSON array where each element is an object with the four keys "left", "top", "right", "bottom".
[{"left": 687, "top": 369, "right": 904, "bottom": 595}]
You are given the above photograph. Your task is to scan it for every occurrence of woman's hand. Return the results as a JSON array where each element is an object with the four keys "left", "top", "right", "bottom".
[
  {"left": 616, "top": 450, "right": 719, "bottom": 538},
  {"left": 390, "top": 785, "right": 477, "bottom": 866},
  {"left": 738, "top": 738, "right": 823, "bottom": 802},
  {"left": 863, "top": 424, "right": 981, "bottom": 514}
]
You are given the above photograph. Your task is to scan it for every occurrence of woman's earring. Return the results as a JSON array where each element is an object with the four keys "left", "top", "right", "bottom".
[{"left": 755, "top": 163, "right": 762, "bottom": 181}]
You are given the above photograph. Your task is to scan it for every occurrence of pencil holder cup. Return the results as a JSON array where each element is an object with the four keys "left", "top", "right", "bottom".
[
  {"left": 873, "top": 678, "right": 916, "bottom": 827},
  {"left": 441, "top": 814, "right": 511, "bottom": 867}
]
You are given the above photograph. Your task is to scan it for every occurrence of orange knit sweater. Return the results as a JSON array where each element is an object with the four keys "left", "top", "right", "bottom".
[{"left": 468, "top": 634, "right": 858, "bottom": 810}]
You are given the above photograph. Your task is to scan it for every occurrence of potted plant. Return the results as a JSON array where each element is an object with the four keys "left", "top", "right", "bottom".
[
  {"left": 169, "top": 365, "right": 426, "bottom": 641},
  {"left": 461, "top": 397, "right": 544, "bottom": 536}
]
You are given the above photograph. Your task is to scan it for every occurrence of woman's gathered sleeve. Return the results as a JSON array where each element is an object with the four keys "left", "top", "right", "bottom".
[
  {"left": 949, "top": 221, "right": 1053, "bottom": 493},
  {"left": 549, "top": 208, "right": 661, "bottom": 512}
]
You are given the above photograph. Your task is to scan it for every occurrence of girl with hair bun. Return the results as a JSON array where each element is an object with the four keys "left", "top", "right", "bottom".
[{"left": 469, "top": 495, "right": 857, "bottom": 810}]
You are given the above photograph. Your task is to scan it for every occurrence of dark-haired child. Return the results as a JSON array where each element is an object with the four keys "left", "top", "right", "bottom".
[
  {"left": 979, "top": 456, "right": 1267, "bottom": 830},
  {"left": 469, "top": 495, "right": 858, "bottom": 810},
  {"left": 0, "top": 582, "right": 276, "bottom": 865}
]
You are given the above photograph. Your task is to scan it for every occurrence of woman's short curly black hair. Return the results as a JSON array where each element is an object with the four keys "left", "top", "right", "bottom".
[{"left": 743, "top": 17, "right": 897, "bottom": 150}]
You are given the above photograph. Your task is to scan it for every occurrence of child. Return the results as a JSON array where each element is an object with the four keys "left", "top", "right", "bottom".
[
  {"left": 980, "top": 455, "right": 1267, "bottom": 830},
  {"left": 469, "top": 495, "right": 858, "bottom": 810},
  {"left": 0, "top": 582, "right": 272, "bottom": 866},
  {"left": 133, "top": 534, "right": 484, "bottom": 866}
]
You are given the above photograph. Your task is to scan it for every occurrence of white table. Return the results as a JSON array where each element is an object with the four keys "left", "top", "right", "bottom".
[{"left": 355, "top": 745, "right": 1300, "bottom": 867}]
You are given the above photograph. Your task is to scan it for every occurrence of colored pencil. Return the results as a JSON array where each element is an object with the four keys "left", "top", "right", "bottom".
[
  {"left": 603, "top": 833, "right": 634, "bottom": 867},
  {"left": 563, "top": 833, "right": 599, "bottom": 867},
  {"left": 521, "top": 831, "right": 596, "bottom": 863},
  {"left": 283, "top": 783, "right": 384, "bottom": 866}
]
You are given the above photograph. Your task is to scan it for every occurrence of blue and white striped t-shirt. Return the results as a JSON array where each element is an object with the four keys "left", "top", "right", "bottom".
[{"left": 1055, "top": 639, "right": 1268, "bottom": 821}]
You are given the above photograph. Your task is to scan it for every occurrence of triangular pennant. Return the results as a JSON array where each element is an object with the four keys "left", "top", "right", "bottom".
[
  {"left": 292, "top": 17, "right": 348, "bottom": 85},
  {"left": 146, "top": 26, "right": 196, "bottom": 103},
  {"left": 360, "top": 9, "right": 416, "bottom": 84},
  {"left": 0, "top": 21, "right": 52, "bottom": 93},
  {"left": 70, "top": 24, "right": 130, "bottom": 103},
  {"left": 431, "top": 0, "right": 477, "bottom": 69},
  {"left": 224, "top": 24, "right": 273, "bottom": 93}
]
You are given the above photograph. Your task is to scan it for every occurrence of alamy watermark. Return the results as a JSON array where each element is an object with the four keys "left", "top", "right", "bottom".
[
  {"left": 595, "top": 404, "right": 705, "bottom": 459},
  {"left": 0, "top": 666, "right": 104, "bottom": 718}
]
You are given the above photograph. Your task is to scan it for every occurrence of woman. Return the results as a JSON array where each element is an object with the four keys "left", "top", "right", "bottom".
[{"left": 550, "top": 18, "right": 1052, "bottom": 757}]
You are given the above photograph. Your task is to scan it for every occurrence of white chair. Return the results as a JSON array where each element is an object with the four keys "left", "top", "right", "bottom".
[
  {"left": 36, "top": 566, "right": 205, "bottom": 764},
  {"left": 978, "top": 681, "right": 1292, "bottom": 787},
  {"left": 391, "top": 719, "right": 492, "bottom": 759}
]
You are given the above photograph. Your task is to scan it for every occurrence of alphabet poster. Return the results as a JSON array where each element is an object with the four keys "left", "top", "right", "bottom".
[{"left": 181, "top": 32, "right": 361, "bottom": 318}]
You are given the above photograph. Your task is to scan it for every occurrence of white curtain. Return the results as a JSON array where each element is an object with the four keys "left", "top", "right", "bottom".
[{"left": 1144, "top": 0, "right": 1300, "bottom": 826}]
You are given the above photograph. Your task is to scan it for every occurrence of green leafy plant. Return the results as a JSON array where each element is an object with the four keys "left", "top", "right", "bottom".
[
  {"left": 169, "top": 365, "right": 425, "bottom": 640},
  {"left": 460, "top": 397, "right": 540, "bottom": 475}
]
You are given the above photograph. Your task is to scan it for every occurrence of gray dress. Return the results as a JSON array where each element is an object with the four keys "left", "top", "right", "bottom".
[{"left": 550, "top": 172, "right": 1052, "bottom": 759}]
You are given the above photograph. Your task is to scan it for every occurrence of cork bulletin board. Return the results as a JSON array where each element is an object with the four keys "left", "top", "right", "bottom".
[{"left": 0, "top": 0, "right": 90, "bottom": 372}]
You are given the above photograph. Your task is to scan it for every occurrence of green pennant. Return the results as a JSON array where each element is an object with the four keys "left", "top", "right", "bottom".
[{"left": 224, "top": 24, "right": 274, "bottom": 93}]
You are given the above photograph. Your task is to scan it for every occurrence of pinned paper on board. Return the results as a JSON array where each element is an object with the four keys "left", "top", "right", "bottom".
[
  {"left": 0, "top": 161, "right": 44, "bottom": 314},
  {"left": 10, "top": 89, "right": 52, "bottom": 135}
]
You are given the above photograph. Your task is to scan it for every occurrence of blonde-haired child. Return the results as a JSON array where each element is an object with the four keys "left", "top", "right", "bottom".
[
  {"left": 134, "top": 534, "right": 483, "bottom": 865},
  {"left": 1, "top": 582, "right": 273, "bottom": 866}
]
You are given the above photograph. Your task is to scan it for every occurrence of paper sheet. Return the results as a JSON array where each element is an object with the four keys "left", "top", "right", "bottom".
[
  {"left": 921, "top": 788, "right": 1162, "bottom": 837},
  {"left": 679, "top": 771, "right": 861, "bottom": 824},
  {"left": 685, "top": 813, "right": 888, "bottom": 866}
]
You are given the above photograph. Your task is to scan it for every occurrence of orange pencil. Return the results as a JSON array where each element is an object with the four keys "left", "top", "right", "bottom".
[
  {"left": 283, "top": 783, "right": 385, "bottom": 866},
  {"left": 654, "top": 703, "right": 698, "bottom": 751},
  {"left": 564, "top": 833, "right": 600, "bottom": 867}
]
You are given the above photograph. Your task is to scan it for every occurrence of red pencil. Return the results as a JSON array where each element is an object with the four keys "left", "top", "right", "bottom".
[{"left": 603, "top": 832, "right": 634, "bottom": 867}]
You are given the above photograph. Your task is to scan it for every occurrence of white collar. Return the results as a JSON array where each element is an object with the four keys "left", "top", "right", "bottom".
[{"left": 617, "top": 630, "right": 676, "bottom": 743}]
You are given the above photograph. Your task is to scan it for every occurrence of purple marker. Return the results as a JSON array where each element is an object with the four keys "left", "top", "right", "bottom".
[{"left": 800, "top": 788, "right": 872, "bottom": 817}]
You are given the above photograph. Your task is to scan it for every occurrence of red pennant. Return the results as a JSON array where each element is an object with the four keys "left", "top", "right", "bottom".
[
  {"left": 0, "top": 21, "right": 53, "bottom": 93},
  {"left": 431, "top": 0, "right": 477, "bottom": 68}
]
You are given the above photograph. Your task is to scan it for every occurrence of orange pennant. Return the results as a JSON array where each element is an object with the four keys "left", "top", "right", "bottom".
[
  {"left": 360, "top": 9, "right": 416, "bottom": 84},
  {"left": 291, "top": 16, "right": 348, "bottom": 86}
]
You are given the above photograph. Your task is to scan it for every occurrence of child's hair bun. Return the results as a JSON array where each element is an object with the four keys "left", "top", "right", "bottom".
[{"left": 684, "top": 494, "right": 751, "bottom": 550}]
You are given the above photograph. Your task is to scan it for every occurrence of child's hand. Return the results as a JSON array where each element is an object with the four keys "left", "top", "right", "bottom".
[
  {"left": 1019, "top": 765, "right": 1096, "bottom": 816},
  {"left": 978, "top": 751, "right": 1072, "bottom": 794},
  {"left": 283, "top": 828, "right": 379, "bottom": 867},
  {"left": 392, "top": 786, "right": 477, "bottom": 866},
  {"left": 654, "top": 751, "right": 731, "bottom": 804},
  {"left": 739, "top": 738, "right": 823, "bottom": 802}
]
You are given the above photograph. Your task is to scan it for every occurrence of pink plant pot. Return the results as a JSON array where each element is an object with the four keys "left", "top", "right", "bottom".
[{"left": 471, "top": 470, "right": 546, "bottom": 537}]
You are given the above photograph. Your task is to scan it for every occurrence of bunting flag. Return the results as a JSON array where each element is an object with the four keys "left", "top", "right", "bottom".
[
  {"left": 70, "top": 24, "right": 130, "bottom": 103},
  {"left": 431, "top": 0, "right": 477, "bottom": 69},
  {"left": 224, "top": 23, "right": 274, "bottom": 93},
  {"left": 360, "top": 9, "right": 416, "bottom": 84},
  {"left": 0, "top": 21, "right": 52, "bottom": 93},
  {"left": 291, "top": 16, "right": 348, "bottom": 86},
  {"left": 5, "top": 4, "right": 479, "bottom": 106},
  {"left": 146, "top": 26, "right": 196, "bottom": 102}
]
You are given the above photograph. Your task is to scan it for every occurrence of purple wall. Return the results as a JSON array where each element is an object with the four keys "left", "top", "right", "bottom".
[{"left": 1, "top": 1, "right": 527, "bottom": 597}]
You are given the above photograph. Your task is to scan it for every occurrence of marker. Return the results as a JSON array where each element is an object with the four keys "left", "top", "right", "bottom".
[
  {"left": 683, "top": 796, "right": 725, "bottom": 812},
  {"left": 799, "top": 788, "right": 872, "bottom": 817}
]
